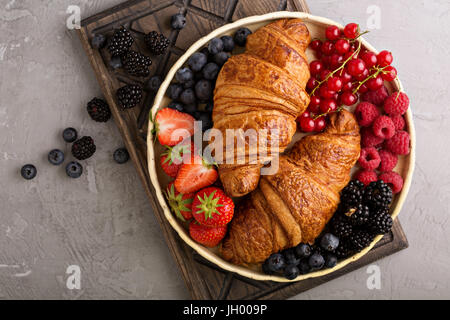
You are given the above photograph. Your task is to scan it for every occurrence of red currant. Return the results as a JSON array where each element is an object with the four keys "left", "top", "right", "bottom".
[
  {"left": 319, "top": 69, "right": 331, "bottom": 81},
  {"left": 342, "top": 81, "right": 354, "bottom": 91},
  {"left": 338, "top": 69, "right": 353, "bottom": 83},
  {"left": 310, "top": 39, "right": 322, "bottom": 51},
  {"left": 309, "top": 60, "right": 323, "bottom": 76},
  {"left": 382, "top": 66, "right": 397, "bottom": 82},
  {"left": 325, "top": 25, "right": 341, "bottom": 41},
  {"left": 314, "top": 117, "right": 327, "bottom": 132},
  {"left": 327, "top": 76, "right": 343, "bottom": 92},
  {"left": 306, "top": 78, "right": 318, "bottom": 91},
  {"left": 343, "top": 23, "right": 359, "bottom": 39},
  {"left": 329, "top": 54, "right": 344, "bottom": 68},
  {"left": 367, "top": 75, "right": 384, "bottom": 90},
  {"left": 340, "top": 91, "right": 357, "bottom": 106},
  {"left": 360, "top": 51, "right": 378, "bottom": 68},
  {"left": 300, "top": 111, "right": 311, "bottom": 118},
  {"left": 346, "top": 58, "right": 367, "bottom": 76},
  {"left": 321, "top": 41, "right": 335, "bottom": 56},
  {"left": 358, "top": 83, "right": 369, "bottom": 93},
  {"left": 344, "top": 50, "right": 357, "bottom": 61},
  {"left": 299, "top": 117, "right": 316, "bottom": 133},
  {"left": 377, "top": 50, "right": 393, "bottom": 67},
  {"left": 319, "top": 86, "right": 336, "bottom": 99},
  {"left": 355, "top": 68, "right": 369, "bottom": 81},
  {"left": 335, "top": 39, "right": 350, "bottom": 54},
  {"left": 308, "top": 96, "right": 321, "bottom": 114},
  {"left": 319, "top": 99, "right": 337, "bottom": 113}
]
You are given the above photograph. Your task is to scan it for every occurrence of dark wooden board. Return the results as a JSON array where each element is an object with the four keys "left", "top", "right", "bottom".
[{"left": 77, "top": 0, "right": 408, "bottom": 300}]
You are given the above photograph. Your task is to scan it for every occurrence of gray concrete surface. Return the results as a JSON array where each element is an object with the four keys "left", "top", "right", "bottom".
[{"left": 0, "top": 0, "right": 448, "bottom": 299}]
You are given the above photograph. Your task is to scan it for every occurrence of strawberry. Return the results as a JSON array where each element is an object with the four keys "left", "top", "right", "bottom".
[
  {"left": 165, "top": 182, "right": 194, "bottom": 221},
  {"left": 160, "top": 141, "right": 197, "bottom": 178},
  {"left": 189, "top": 221, "right": 227, "bottom": 248},
  {"left": 192, "top": 187, "right": 234, "bottom": 227},
  {"left": 154, "top": 108, "right": 195, "bottom": 146},
  {"left": 175, "top": 156, "right": 218, "bottom": 194}
]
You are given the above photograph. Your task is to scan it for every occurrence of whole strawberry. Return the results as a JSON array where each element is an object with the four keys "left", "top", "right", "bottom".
[
  {"left": 189, "top": 221, "right": 227, "bottom": 248},
  {"left": 192, "top": 187, "right": 234, "bottom": 227},
  {"left": 165, "top": 182, "right": 194, "bottom": 221},
  {"left": 160, "top": 141, "right": 196, "bottom": 178}
]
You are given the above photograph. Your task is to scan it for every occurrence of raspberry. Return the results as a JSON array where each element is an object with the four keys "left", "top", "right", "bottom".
[
  {"left": 361, "top": 127, "right": 384, "bottom": 148},
  {"left": 372, "top": 115, "right": 395, "bottom": 139},
  {"left": 385, "top": 130, "right": 410, "bottom": 155},
  {"left": 379, "top": 150, "right": 398, "bottom": 172},
  {"left": 361, "top": 85, "right": 389, "bottom": 106},
  {"left": 383, "top": 92, "right": 410, "bottom": 116},
  {"left": 391, "top": 115, "right": 405, "bottom": 131},
  {"left": 354, "top": 102, "right": 380, "bottom": 127},
  {"left": 359, "top": 147, "right": 381, "bottom": 170},
  {"left": 355, "top": 170, "right": 378, "bottom": 186},
  {"left": 379, "top": 171, "right": 404, "bottom": 194}
]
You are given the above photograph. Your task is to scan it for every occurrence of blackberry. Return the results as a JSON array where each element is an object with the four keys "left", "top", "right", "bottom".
[
  {"left": 334, "top": 240, "right": 354, "bottom": 259},
  {"left": 145, "top": 31, "right": 170, "bottom": 55},
  {"left": 121, "top": 50, "right": 152, "bottom": 77},
  {"left": 364, "top": 180, "right": 393, "bottom": 210},
  {"left": 331, "top": 216, "right": 353, "bottom": 238},
  {"left": 87, "top": 98, "right": 111, "bottom": 122},
  {"left": 343, "top": 203, "right": 370, "bottom": 226},
  {"left": 72, "top": 136, "right": 96, "bottom": 160},
  {"left": 368, "top": 208, "right": 393, "bottom": 235},
  {"left": 117, "top": 84, "right": 142, "bottom": 109},
  {"left": 349, "top": 230, "right": 374, "bottom": 252},
  {"left": 108, "top": 26, "right": 134, "bottom": 57},
  {"left": 340, "top": 180, "right": 364, "bottom": 208}
]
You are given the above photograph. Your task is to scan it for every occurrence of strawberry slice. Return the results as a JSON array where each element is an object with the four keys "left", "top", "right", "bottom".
[
  {"left": 160, "top": 141, "right": 197, "bottom": 178},
  {"left": 165, "top": 182, "right": 194, "bottom": 221},
  {"left": 175, "top": 156, "right": 218, "bottom": 194},
  {"left": 155, "top": 108, "right": 195, "bottom": 146},
  {"left": 189, "top": 221, "right": 227, "bottom": 248}
]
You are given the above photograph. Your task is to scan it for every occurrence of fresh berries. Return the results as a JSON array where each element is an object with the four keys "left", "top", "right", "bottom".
[
  {"left": 221, "top": 35, "right": 235, "bottom": 52},
  {"left": 325, "top": 25, "right": 341, "bottom": 41},
  {"left": 354, "top": 102, "right": 380, "bottom": 127},
  {"left": 378, "top": 150, "right": 398, "bottom": 172},
  {"left": 154, "top": 108, "right": 195, "bottom": 146},
  {"left": 180, "top": 88, "right": 196, "bottom": 105},
  {"left": 121, "top": 50, "right": 152, "bottom": 77},
  {"left": 87, "top": 98, "right": 111, "bottom": 122},
  {"left": 234, "top": 27, "right": 252, "bottom": 46},
  {"left": 195, "top": 80, "right": 213, "bottom": 101},
  {"left": 379, "top": 171, "right": 404, "bottom": 194},
  {"left": 343, "top": 23, "right": 359, "bottom": 39},
  {"left": 117, "top": 84, "right": 143, "bottom": 109},
  {"left": 171, "top": 14, "right": 186, "bottom": 30},
  {"left": 361, "top": 127, "right": 384, "bottom": 148},
  {"left": 359, "top": 147, "right": 381, "bottom": 170},
  {"left": 363, "top": 180, "right": 393, "bottom": 210},
  {"left": 295, "top": 243, "right": 312, "bottom": 259},
  {"left": 108, "top": 26, "right": 134, "bottom": 57},
  {"left": 21, "top": 164, "right": 37, "bottom": 180},
  {"left": 377, "top": 50, "right": 393, "bottom": 67},
  {"left": 355, "top": 170, "right": 378, "bottom": 186},
  {"left": 189, "top": 221, "right": 227, "bottom": 248},
  {"left": 372, "top": 115, "right": 395, "bottom": 139},
  {"left": 91, "top": 34, "right": 106, "bottom": 49},
  {"left": 192, "top": 187, "right": 234, "bottom": 227},
  {"left": 343, "top": 203, "right": 370, "bottom": 226},
  {"left": 109, "top": 56, "right": 123, "bottom": 69},
  {"left": 147, "top": 75, "right": 162, "bottom": 92},
  {"left": 167, "top": 83, "right": 183, "bottom": 100},
  {"left": 331, "top": 216, "right": 353, "bottom": 238},
  {"left": 391, "top": 115, "right": 405, "bottom": 131},
  {"left": 66, "top": 161, "right": 83, "bottom": 179},
  {"left": 213, "top": 51, "right": 230, "bottom": 66},
  {"left": 63, "top": 127, "right": 78, "bottom": 143},
  {"left": 266, "top": 253, "right": 286, "bottom": 272},
  {"left": 320, "top": 233, "right": 340, "bottom": 251},
  {"left": 385, "top": 130, "right": 410, "bottom": 155},
  {"left": 48, "top": 149, "right": 65, "bottom": 166},
  {"left": 144, "top": 31, "right": 170, "bottom": 55},
  {"left": 188, "top": 52, "right": 208, "bottom": 72},
  {"left": 202, "top": 62, "right": 220, "bottom": 80},
  {"left": 284, "top": 264, "right": 300, "bottom": 280},
  {"left": 334, "top": 240, "right": 354, "bottom": 258},
  {"left": 383, "top": 92, "right": 410, "bottom": 116},
  {"left": 166, "top": 182, "right": 194, "bottom": 221},
  {"left": 368, "top": 208, "right": 393, "bottom": 235},
  {"left": 175, "top": 156, "right": 218, "bottom": 194},
  {"left": 160, "top": 143, "right": 193, "bottom": 178},
  {"left": 208, "top": 38, "right": 224, "bottom": 55},
  {"left": 176, "top": 67, "right": 194, "bottom": 84},
  {"left": 349, "top": 230, "right": 374, "bottom": 251},
  {"left": 308, "top": 252, "right": 325, "bottom": 270},
  {"left": 72, "top": 136, "right": 96, "bottom": 160},
  {"left": 340, "top": 180, "right": 364, "bottom": 208},
  {"left": 361, "top": 85, "right": 389, "bottom": 107},
  {"left": 113, "top": 148, "right": 130, "bottom": 164}
]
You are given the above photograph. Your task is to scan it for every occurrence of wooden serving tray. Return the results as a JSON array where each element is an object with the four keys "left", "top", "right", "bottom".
[{"left": 77, "top": 0, "right": 409, "bottom": 299}]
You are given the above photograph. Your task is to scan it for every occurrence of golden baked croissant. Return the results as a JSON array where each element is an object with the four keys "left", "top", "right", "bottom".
[
  {"left": 212, "top": 19, "right": 311, "bottom": 197},
  {"left": 221, "top": 110, "right": 361, "bottom": 265}
]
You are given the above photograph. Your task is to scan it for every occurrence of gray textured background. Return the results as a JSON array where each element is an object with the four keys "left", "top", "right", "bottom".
[{"left": 0, "top": 0, "right": 448, "bottom": 299}]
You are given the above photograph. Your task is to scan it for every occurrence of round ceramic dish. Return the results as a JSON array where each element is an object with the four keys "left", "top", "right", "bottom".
[{"left": 147, "top": 11, "right": 416, "bottom": 282}]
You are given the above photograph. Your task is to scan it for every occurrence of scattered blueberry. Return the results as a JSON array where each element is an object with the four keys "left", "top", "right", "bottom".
[
  {"left": 320, "top": 233, "right": 340, "bottom": 252},
  {"left": 63, "top": 127, "right": 78, "bottom": 143},
  {"left": 21, "top": 164, "right": 37, "bottom": 180},
  {"left": 109, "top": 56, "right": 123, "bottom": 69},
  {"left": 308, "top": 252, "right": 325, "bottom": 270},
  {"left": 208, "top": 38, "right": 224, "bottom": 55},
  {"left": 284, "top": 264, "right": 300, "bottom": 280},
  {"left": 91, "top": 34, "right": 107, "bottom": 49},
  {"left": 325, "top": 253, "right": 338, "bottom": 268},
  {"left": 175, "top": 67, "right": 194, "bottom": 84},
  {"left": 167, "top": 83, "right": 183, "bottom": 100},
  {"left": 113, "top": 148, "right": 130, "bottom": 164},
  {"left": 48, "top": 149, "right": 65, "bottom": 166},
  {"left": 171, "top": 14, "right": 186, "bottom": 30},
  {"left": 266, "top": 253, "right": 286, "bottom": 272},
  {"left": 221, "top": 35, "right": 235, "bottom": 52},
  {"left": 262, "top": 261, "right": 274, "bottom": 275},
  {"left": 188, "top": 52, "right": 208, "bottom": 72},
  {"left": 283, "top": 248, "right": 300, "bottom": 266},
  {"left": 183, "top": 79, "right": 195, "bottom": 89},
  {"left": 195, "top": 80, "right": 213, "bottom": 101},
  {"left": 298, "top": 260, "right": 311, "bottom": 275},
  {"left": 234, "top": 27, "right": 252, "bottom": 46},
  {"left": 168, "top": 101, "right": 185, "bottom": 112},
  {"left": 197, "top": 111, "right": 213, "bottom": 132},
  {"left": 295, "top": 243, "right": 312, "bottom": 258},
  {"left": 205, "top": 101, "right": 214, "bottom": 113},
  {"left": 66, "top": 161, "right": 83, "bottom": 179},
  {"left": 180, "top": 88, "right": 196, "bottom": 105},
  {"left": 146, "top": 75, "right": 162, "bottom": 92},
  {"left": 213, "top": 51, "right": 230, "bottom": 66},
  {"left": 202, "top": 62, "right": 220, "bottom": 80}
]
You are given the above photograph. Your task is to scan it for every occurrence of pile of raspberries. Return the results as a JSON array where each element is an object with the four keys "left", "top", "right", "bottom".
[{"left": 353, "top": 86, "right": 410, "bottom": 194}]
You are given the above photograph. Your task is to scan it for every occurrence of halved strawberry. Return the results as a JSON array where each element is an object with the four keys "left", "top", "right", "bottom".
[
  {"left": 160, "top": 141, "right": 197, "bottom": 178},
  {"left": 192, "top": 187, "right": 234, "bottom": 227},
  {"left": 165, "top": 182, "right": 194, "bottom": 221},
  {"left": 154, "top": 108, "right": 195, "bottom": 146},
  {"left": 175, "top": 156, "right": 218, "bottom": 194},
  {"left": 189, "top": 221, "right": 227, "bottom": 248}
]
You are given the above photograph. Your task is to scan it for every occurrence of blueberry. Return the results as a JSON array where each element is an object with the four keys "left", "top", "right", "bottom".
[
  {"left": 113, "top": 148, "right": 130, "bottom": 164},
  {"left": 197, "top": 111, "right": 213, "bottom": 132},
  {"left": 184, "top": 103, "right": 197, "bottom": 115},
  {"left": 180, "top": 88, "right": 196, "bottom": 105},
  {"left": 221, "top": 35, "right": 235, "bottom": 52},
  {"left": 283, "top": 249, "right": 300, "bottom": 266},
  {"left": 208, "top": 38, "right": 224, "bottom": 55},
  {"left": 325, "top": 253, "right": 338, "bottom": 268},
  {"left": 284, "top": 264, "right": 300, "bottom": 280},
  {"left": 205, "top": 101, "right": 214, "bottom": 113},
  {"left": 262, "top": 261, "right": 274, "bottom": 275},
  {"left": 320, "top": 233, "right": 340, "bottom": 252},
  {"left": 175, "top": 67, "right": 194, "bottom": 84},
  {"left": 183, "top": 80, "right": 195, "bottom": 89},
  {"left": 48, "top": 149, "right": 65, "bottom": 166},
  {"left": 168, "top": 101, "right": 185, "bottom": 112},
  {"left": 63, "top": 127, "right": 78, "bottom": 143},
  {"left": 171, "top": 14, "right": 186, "bottom": 30},
  {"left": 213, "top": 52, "right": 230, "bottom": 66},
  {"left": 295, "top": 243, "right": 312, "bottom": 258},
  {"left": 195, "top": 80, "right": 213, "bottom": 101},
  {"left": 298, "top": 260, "right": 311, "bottom": 275},
  {"left": 202, "top": 62, "right": 220, "bottom": 80},
  {"left": 66, "top": 161, "right": 83, "bottom": 179},
  {"left": 91, "top": 34, "right": 106, "bottom": 49},
  {"left": 200, "top": 47, "right": 213, "bottom": 62},
  {"left": 146, "top": 76, "right": 162, "bottom": 92},
  {"left": 188, "top": 52, "right": 208, "bottom": 72},
  {"left": 308, "top": 252, "right": 325, "bottom": 270},
  {"left": 266, "top": 253, "right": 286, "bottom": 272},
  {"left": 109, "top": 56, "right": 122, "bottom": 69},
  {"left": 234, "top": 27, "right": 252, "bottom": 47},
  {"left": 21, "top": 164, "right": 37, "bottom": 180},
  {"left": 167, "top": 83, "right": 183, "bottom": 100}
]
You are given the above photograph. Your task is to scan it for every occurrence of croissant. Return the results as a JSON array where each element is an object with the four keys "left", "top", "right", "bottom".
[
  {"left": 221, "top": 110, "right": 361, "bottom": 265},
  {"left": 212, "top": 19, "right": 311, "bottom": 197}
]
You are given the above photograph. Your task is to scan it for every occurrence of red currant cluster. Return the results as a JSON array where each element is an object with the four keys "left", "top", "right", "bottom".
[{"left": 298, "top": 23, "right": 398, "bottom": 133}]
